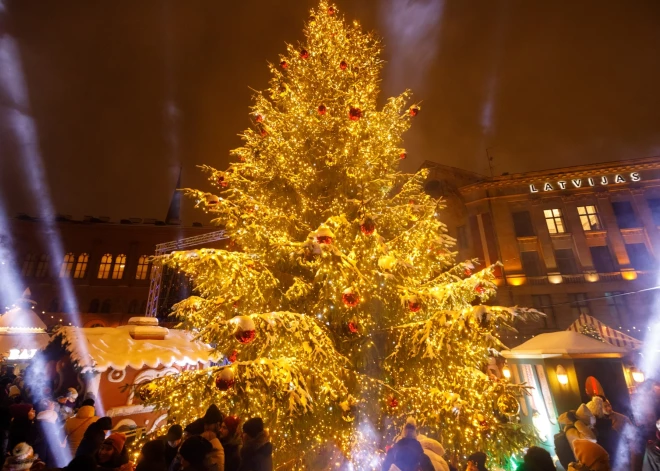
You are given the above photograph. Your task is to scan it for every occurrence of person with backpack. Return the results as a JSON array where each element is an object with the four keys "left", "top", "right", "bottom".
[
  {"left": 64, "top": 404, "right": 99, "bottom": 455},
  {"left": 568, "top": 439, "right": 610, "bottom": 471}
]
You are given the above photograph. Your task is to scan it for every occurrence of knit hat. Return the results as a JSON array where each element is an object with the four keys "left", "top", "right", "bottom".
[
  {"left": 166, "top": 424, "right": 183, "bottom": 441},
  {"left": 9, "top": 403, "right": 33, "bottom": 420},
  {"left": 179, "top": 436, "right": 213, "bottom": 468},
  {"left": 8, "top": 443, "right": 37, "bottom": 470},
  {"left": 66, "top": 387, "right": 78, "bottom": 399},
  {"left": 242, "top": 417, "right": 265, "bottom": 438},
  {"left": 203, "top": 404, "right": 224, "bottom": 424},
  {"left": 104, "top": 433, "right": 126, "bottom": 454},
  {"left": 586, "top": 396, "right": 604, "bottom": 418},
  {"left": 184, "top": 418, "right": 206, "bottom": 435},
  {"left": 467, "top": 452, "right": 488, "bottom": 471},
  {"left": 8, "top": 385, "right": 20, "bottom": 398},
  {"left": 573, "top": 439, "right": 609, "bottom": 471},
  {"left": 82, "top": 398, "right": 95, "bottom": 407},
  {"left": 223, "top": 416, "right": 241, "bottom": 436},
  {"left": 96, "top": 416, "right": 113, "bottom": 431},
  {"left": 140, "top": 439, "right": 166, "bottom": 461}
]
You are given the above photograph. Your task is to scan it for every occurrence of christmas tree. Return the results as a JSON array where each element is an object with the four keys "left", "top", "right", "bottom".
[{"left": 148, "top": 2, "right": 539, "bottom": 468}]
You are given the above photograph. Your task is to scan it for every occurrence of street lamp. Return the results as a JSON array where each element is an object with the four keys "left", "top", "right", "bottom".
[{"left": 556, "top": 365, "right": 569, "bottom": 385}]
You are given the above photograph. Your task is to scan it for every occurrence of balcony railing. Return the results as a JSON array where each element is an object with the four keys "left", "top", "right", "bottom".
[{"left": 562, "top": 274, "right": 585, "bottom": 283}]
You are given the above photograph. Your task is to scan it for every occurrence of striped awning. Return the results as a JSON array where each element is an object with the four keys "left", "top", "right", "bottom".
[{"left": 567, "top": 314, "right": 643, "bottom": 350}]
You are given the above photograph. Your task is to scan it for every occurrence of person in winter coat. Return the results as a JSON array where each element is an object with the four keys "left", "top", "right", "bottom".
[
  {"left": 642, "top": 419, "right": 660, "bottom": 471},
  {"left": 75, "top": 417, "right": 112, "bottom": 459},
  {"left": 392, "top": 418, "right": 448, "bottom": 471},
  {"left": 8, "top": 404, "right": 36, "bottom": 451},
  {"left": 219, "top": 417, "right": 241, "bottom": 471},
  {"left": 586, "top": 397, "right": 620, "bottom": 466},
  {"left": 179, "top": 436, "right": 213, "bottom": 471},
  {"left": 465, "top": 453, "right": 488, "bottom": 471},
  {"left": 559, "top": 404, "right": 597, "bottom": 453},
  {"left": 203, "top": 405, "right": 224, "bottom": 437},
  {"left": 238, "top": 418, "right": 273, "bottom": 471},
  {"left": 64, "top": 405, "right": 99, "bottom": 455},
  {"left": 96, "top": 433, "right": 131, "bottom": 471},
  {"left": 2, "top": 442, "right": 43, "bottom": 471},
  {"left": 515, "top": 447, "right": 555, "bottom": 471},
  {"left": 200, "top": 430, "right": 225, "bottom": 471},
  {"left": 164, "top": 425, "right": 183, "bottom": 469},
  {"left": 57, "top": 388, "right": 78, "bottom": 422},
  {"left": 33, "top": 405, "right": 64, "bottom": 468},
  {"left": 136, "top": 439, "right": 167, "bottom": 471},
  {"left": 382, "top": 421, "right": 434, "bottom": 471},
  {"left": 568, "top": 439, "right": 610, "bottom": 471}
]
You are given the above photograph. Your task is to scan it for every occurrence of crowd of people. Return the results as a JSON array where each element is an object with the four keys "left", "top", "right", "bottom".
[{"left": 0, "top": 367, "right": 273, "bottom": 471}]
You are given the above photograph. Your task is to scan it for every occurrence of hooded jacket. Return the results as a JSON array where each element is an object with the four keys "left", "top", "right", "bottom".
[
  {"left": 393, "top": 418, "right": 449, "bottom": 471},
  {"left": 200, "top": 431, "right": 225, "bottom": 471},
  {"left": 239, "top": 431, "right": 273, "bottom": 471},
  {"left": 64, "top": 405, "right": 99, "bottom": 454}
]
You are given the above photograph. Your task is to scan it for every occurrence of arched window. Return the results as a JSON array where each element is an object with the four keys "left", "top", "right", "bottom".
[
  {"left": 97, "top": 254, "right": 113, "bottom": 279},
  {"left": 47, "top": 298, "right": 60, "bottom": 312},
  {"left": 112, "top": 254, "right": 126, "bottom": 280},
  {"left": 35, "top": 254, "right": 50, "bottom": 278},
  {"left": 100, "top": 299, "right": 112, "bottom": 313},
  {"left": 74, "top": 253, "right": 89, "bottom": 279},
  {"left": 135, "top": 255, "right": 150, "bottom": 280},
  {"left": 22, "top": 253, "right": 37, "bottom": 277},
  {"left": 127, "top": 299, "right": 139, "bottom": 314},
  {"left": 88, "top": 299, "right": 100, "bottom": 313},
  {"left": 59, "top": 253, "right": 75, "bottom": 278}
]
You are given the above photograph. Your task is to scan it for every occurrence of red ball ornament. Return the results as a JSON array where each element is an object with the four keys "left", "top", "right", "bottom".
[
  {"left": 339, "top": 60, "right": 348, "bottom": 70},
  {"left": 259, "top": 126, "right": 267, "bottom": 137},
  {"left": 348, "top": 321, "right": 359, "bottom": 334},
  {"left": 255, "top": 114, "right": 263, "bottom": 123},
  {"left": 464, "top": 267, "right": 472, "bottom": 277},
  {"left": 360, "top": 217, "right": 375, "bottom": 235},
  {"left": 217, "top": 176, "right": 228, "bottom": 188},
  {"left": 475, "top": 284, "right": 486, "bottom": 295},
  {"left": 280, "top": 60, "right": 288, "bottom": 69},
  {"left": 388, "top": 395, "right": 399, "bottom": 408},
  {"left": 300, "top": 49, "right": 309, "bottom": 59},
  {"left": 317, "top": 235, "right": 333, "bottom": 244},
  {"left": 408, "top": 297, "right": 422, "bottom": 312},
  {"left": 232, "top": 316, "right": 256, "bottom": 344},
  {"left": 408, "top": 200, "right": 415, "bottom": 206},
  {"left": 215, "top": 368, "right": 235, "bottom": 391},
  {"left": 349, "top": 107, "right": 362, "bottom": 121},
  {"left": 316, "top": 226, "right": 334, "bottom": 244},
  {"left": 342, "top": 289, "right": 359, "bottom": 308},
  {"left": 328, "top": 6, "right": 335, "bottom": 15},
  {"left": 409, "top": 106, "right": 420, "bottom": 117},
  {"left": 317, "top": 104, "right": 327, "bottom": 115},
  {"left": 399, "top": 152, "right": 407, "bottom": 160}
]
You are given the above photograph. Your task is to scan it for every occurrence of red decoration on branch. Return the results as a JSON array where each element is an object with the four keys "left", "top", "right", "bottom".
[
  {"left": 407, "top": 297, "right": 422, "bottom": 312},
  {"left": 388, "top": 395, "right": 399, "bottom": 408},
  {"left": 348, "top": 321, "right": 359, "bottom": 334},
  {"left": 255, "top": 114, "right": 263, "bottom": 123},
  {"left": 349, "top": 107, "right": 362, "bottom": 121},
  {"left": 280, "top": 60, "right": 288, "bottom": 69},
  {"left": 475, "top": 284, "right": 486, "bottom": 295},
  {"left": 464, "top": 268, "right": 472, "bottom": 277},
  {"left": 399, "top": 152, "right": 407, "bottom": 160},
  {"left": 300, "top": 49, "right": 309, "bottom": 59},
  {"left": 217, "top": 176, "right": 228, "bottom": 188},
  {"left": 339, "top": 60, "right": 348, "bottom": 70},
  {"left": 215, "top": 368, "right": 235, "bottom": 391},
  {"left": 328, "top": 6, "right": 335, "bottom": 15},
  {"left": 228, "top": 350, "right": 238, "bottom": 363},
  {"left": 360, "top": 217, "right": 376, "bottom": 235},
  {"left": 233, "top": 316, "right": 256, "bottom": 344},
  {"left": 317, "top": 104, "right": 327, "bottom": 115},
  {"left": 409, "top": 106, "right": 420, "bottom": 117},
  {"left": 342, "top": 289, "right": 359, "bottom": 308}
]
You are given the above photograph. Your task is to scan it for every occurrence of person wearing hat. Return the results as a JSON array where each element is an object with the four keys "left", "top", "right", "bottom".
[
  {"left": 219, "top": 416, "right": 241, "bottom": 471},
  {"left": 2, "top": 442, "right": 42, "bottom": 471},
  {"left": 64, "top": 404, "right": 99, "bottom": 455},
  {"left": 203, "top": 405, "right": 224, "bottom": 437},
  {"left": 96, "top": 433, "right": 131, "bottom": 471},
  {"left": 164, "top": 425, "right": 183, "bottom": 468},
  {"left": 178, "top": 435, "right": 213, "bottom": 471},
  {"left": 239, "top": 418, "right": 272, "bottom": 471},
  {"left": 75, "top": 416, "right": 113, "bottom": 459}
]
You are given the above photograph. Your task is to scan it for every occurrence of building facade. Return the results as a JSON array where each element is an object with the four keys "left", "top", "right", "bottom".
[
  {"left": 7, "top": 215, "right": 223, "bottom": 329},
  {"left": 423, "top": 156, "right": 660, "bottom": 345}
]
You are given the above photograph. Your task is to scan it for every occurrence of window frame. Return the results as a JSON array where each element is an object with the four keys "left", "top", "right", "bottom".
[
  {"left": 59, "top": 253, "right": 75, "bottom": 278},
  {"left": 97, "top": 254, "right": 113, "bottom": 279},
  {"left": 569, "top": 293, "right": 591, "bottom": 317},
  {"left": 544, "top": 208, "right": 566, "bottom": 234},
  {"left": 577, "top": 205, "right": 602, "bottom": 231},
  {"left": 135, "top": 255, "right": 150, "bottom": 280},
  {"left": 554, "top": 248, "right": 580, "bottom": 275},
  {"left": 611, "top": 201, "right": 641, "bottom": 229},
  {"left": 625, "top": 243, "right": 655, "bottom": 271},
  {"left": 112, "top": 254, "right": 127, "bottom": 280},
  {"left": 73, "top": 253, "right": 89, "bottom": 279},
  {"left": 22, "top": 253, "right": 38, "bottom": 277},
  {"left": 512, "top": 211, "right": 535, "bottom": 237},
  {"left": 521, "top": 250, "right": 545, "bottom": 277},
  {"left": 35, "top": 254, "right": 50, "bottom": 278},
  {"left": 589, "top": 245, "right": 617, "bottom": 273}
]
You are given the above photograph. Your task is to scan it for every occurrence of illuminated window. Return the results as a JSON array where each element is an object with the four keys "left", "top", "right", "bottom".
[
  {"left": 112, "top": 254, "right": 126, "bottom": 280},
  {"left": 22, "top": 253, "right": 38, "bottom": 277},
  {"left": 35, "top": 254, "right": 50, "bottom": 278},
  {"left": 577, "top": 206, "right": 602, "bottom": 231},
  {"left": 135, "top": 255, "right": 150, "bottom": 280},
  {"left": 73, "top": 253, "right": 89, "bottom": 279},
  {"left": 59, "top": 253, "right": 75, "bottom": 278},
  {"left": 97, "top": 254, "right": 113, "bottom": 279},
  {"left": 544, "top": 209, "right": 566, "bottom": 234}
]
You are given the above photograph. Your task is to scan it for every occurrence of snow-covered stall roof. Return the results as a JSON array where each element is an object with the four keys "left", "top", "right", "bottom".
[
  {"left": 502, "top": 331, "right": 627, "bottom": 359},
  {"left": 53, "top": 324, "right": 212, "bottom": 373},
  {"left": 0, "top": 290, "right": 49, "bottom": 359}
]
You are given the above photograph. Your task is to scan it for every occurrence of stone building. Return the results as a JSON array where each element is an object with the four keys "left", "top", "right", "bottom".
[{"left": 423, "top": 156, "right": 660, "bottom": 345}]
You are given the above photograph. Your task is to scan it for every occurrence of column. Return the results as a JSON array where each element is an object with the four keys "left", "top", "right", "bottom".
[
  {"left": 630, "top": 189, "right": 660, "bottom": 254},
  {"left": 595, "top": 194, "right": 631, "bottom": 267}
]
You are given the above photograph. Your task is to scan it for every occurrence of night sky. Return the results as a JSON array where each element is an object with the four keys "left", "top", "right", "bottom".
[{"left": 1, "top": 0, "right": 660, "bottom": 223}]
